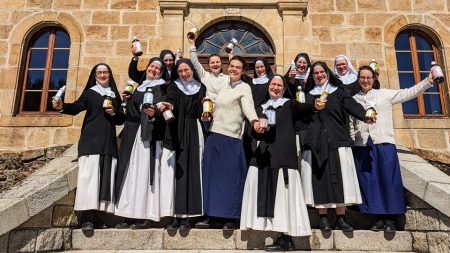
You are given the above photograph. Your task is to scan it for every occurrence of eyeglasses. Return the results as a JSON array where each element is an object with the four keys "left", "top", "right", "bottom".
[
  {"left": 96, "top": 71, "right": 110, "bottom": 75},
  {"left": 359, "top": 77, "right": 373, "bottom": 81}
]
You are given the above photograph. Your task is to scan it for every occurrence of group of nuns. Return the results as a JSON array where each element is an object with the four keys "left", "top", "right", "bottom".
[{"left": 52, "top": 37, "right": 436, "bottom": 251}]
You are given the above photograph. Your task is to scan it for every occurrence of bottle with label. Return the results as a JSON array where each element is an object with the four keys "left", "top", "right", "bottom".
[
  {"left": 162, "top": 108, "right": 175, "bottom": 123},
  {"left": 187, "top": 28, "right": 198, "bottom": 40},
  {"left": 132, "top": 36, "right": 143, "bottom": 57},
  {"left": 365, "top": 107, "right": 377, "bottom": 121},
  {"left": 142, "top": 87, "right": 154, "bottom": 109},
  {"left": 54, "top": 85, "right": 66, "bottom": 102},
  {"left": 265, "top": 106, "right": 276, "bottom": 126},
  {"left": 124, "top": 80, "right": 135, "bottom": 96},
  {"left": 225, "top": 38, "right": 238, "bottom": 53},
  {"left": 319, "top": 90, "right": 329, "bottom": 103},
  {"left": 431, "top": 61, "right": 445, "bottom": 84},
  {"left": 201, "top": 96, "right": 214, "bottom": 121},
  {"left": 296, "top": 86, "right": 306, "bottom": 103},
  {"left": 369, "top": 59, "right": 379, "bottom": 72},
  {"left": 103, "top": 91, "right": 114, "bottom": 109},
  {"left": 291, "top": 61, "right": 296, "bottom": 71},
  {"left": 259, "top": 113, "right": 269, "bottom": 129}
]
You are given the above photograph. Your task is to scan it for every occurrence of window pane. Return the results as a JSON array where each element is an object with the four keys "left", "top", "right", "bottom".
[
  {"left": 423, "top": 94, "right": 442, "bottom": 114},
  {"left": 232, "top": 46, "right": 243, "bottom": 54},
  {"left": 52, "top": 49, "right": 70, "bottom": 68},
  {"left": 402, "top": 98, "right": 419, "bottom": 114},
  {"left": 241, "top": 33, "right": 257, "bottom": 48},
  {"left": 246, "top": 43, "right": 261, "bottom": 54},
  {"left": 22, "top": 92, "right": 42, "bottom": 111},
  {"left": 415, "top": 33, "right": 433, "bottom": 50},
  {"left": 209, "top": 33, "right": 224, "bottom": 47},
  {"left": 46, "top": 91, "right": 58, "bottom": 111},
  {"left": 398, "top": 73, "right": 415, "bottom": 89},
  {"left": 29, "top": 49, "right": 48, "bottom": 68},
  {"left": 234, "top": 30, "right": 245, "bottom": 43},
  {"left": 32, "top": 31, "right": 50, "bottom": 48},
  {"left": 417, "top": 52, "right": 434, "bottom": 71},
  {"left": 396, "top": 52, "right": 413, "bottom": 71},
  {"left": 420, "top": 72, "right": 439, "bottom": 92},
  {"left": 49, "top": 70, "right": 67, "bottom": 90},
  {"left": 54, "top": 30, "right": 70, "bottom": 48},
  {"left": 26, "top": 70, "right": 45, "bottom": 90},
  {"left": 261, "top": 43, "right": 271, "bottom": 54},
  {"left": 220, "top": 30, "right": 232, "bottom": 44},
  {"left": 395, "top": 32, "right": 410, "bottom": 50}
]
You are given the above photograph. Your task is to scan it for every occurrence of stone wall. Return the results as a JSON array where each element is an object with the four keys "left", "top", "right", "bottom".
[{"left": 0, "top": 0, "right": 449, "bottom": 153}]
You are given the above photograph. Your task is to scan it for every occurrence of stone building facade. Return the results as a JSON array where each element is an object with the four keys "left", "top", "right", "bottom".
[{"left": 0, "top": 0, "right": 449, "bottom": 155}]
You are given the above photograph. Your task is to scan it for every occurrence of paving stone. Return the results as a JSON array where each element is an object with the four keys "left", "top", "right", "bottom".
[
  {"left": 415, "top": 209, "right": 440, "bottom": 231},
  {"left": 8, "top": 229, "right": 37, "bottom": 252},
  {"left": 333, "top": 230, "right": 413, "bottom": 251},
  {"left": 439, "top": 212, "right": 450, "bottom": 231},
  {"left": 72, "top": 229, "right": 164, "bottom": 250},
  {"left": 427, "top": 232, "right": 450, "bottom": 253},
  {"left": 412, "top": 232, "right": 429, "bottom": 253},
  {"left": 35, "top": 228, "right": 65, "bottom": 251},
  {"left": 164, "top": 229, "right": 235, "bottom": 250},
  {"left": 0, "top": 198, "right": 29, "bottom": 235}
]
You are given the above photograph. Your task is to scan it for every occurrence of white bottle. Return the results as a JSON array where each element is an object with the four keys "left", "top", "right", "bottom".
[
  {"left": 54, "top": 86, "right": 66, "bottom": 102},
  {"left": 431, "top": 61, "right": 444, "bottom": 84},
  {"left": 296, "top": 86, "right": 305, "bottom": 103}
]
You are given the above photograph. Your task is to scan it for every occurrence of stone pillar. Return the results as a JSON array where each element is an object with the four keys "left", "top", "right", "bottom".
[
  {"left": 277, "top": 1, "right": 310, "bottom": 72},
  {"left": 159, "top": 1, "right": 188, "bottom": 51}
]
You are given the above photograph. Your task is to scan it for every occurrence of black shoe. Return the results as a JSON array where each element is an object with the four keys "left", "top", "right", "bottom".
[
  {"left": 265, "top": 235, "right": 295, "bottom": 251},
  {"left": 370, "top": 220, "right": 384, "bottom": 232},
  {"left": 318, "top": 216, "right": 332, "bottom": 231},
  {"left": 335, "top": 216, "right": 354, "bottom": 232},
  {"left": 195, "top": 218, "right": 210, "bottom": 229},
  {"left": 115, "top": 222, "right": 130, "bottom": 229},
  {"left": 179, "top": 220, "right": 191, "bottom": 232},
  {"left": 81, "top": 221, "right": 94, "bottom": 231},
  {"left": 222, "top": 222, "right": 236, "bottom": 231},
  {"left": 130, "top": 220, "right": 152, "bottom": 229},
  {"left": 384, "top": 219, "right": 396, "bottom": 233},
  {"left": 96, "top": 223, "right": 108, "bottom": 229},
  {"left": 167, "top": 218, "right": 180, "bottom": 231}
]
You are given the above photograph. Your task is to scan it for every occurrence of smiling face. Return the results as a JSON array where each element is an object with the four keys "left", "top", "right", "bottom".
[
  {"left": 228, "top": 59, "right": 244, "bottom": 82},
  {"left": 208, "top": 55, "right": 222, "bottom": 75},
  {"left": 313, "top": 65, "right": 328, "bottom": 85},
  {"left": 95, "top": 67, "right": 110, "bottom": 86},
  {"left": 359, "top": 69, "right": 374, "bottom": 94},
  {"left": 335, "top": 58, "right": 348, "bottom": 76},
  {"left": 296, "top": 57, "right": 309, "bottom": 74},
  {"left": 163, "top": 55, "right": 174, "bottom": 69},
  {"left": 268, "top": 77, "right": 285, "bottom": 99},
  {"left": 255, "top": 61, "right": 266, "bottom": 77},
  {"left": 146, "top": 62, "right": 162, "bottom": 80},
  {"left": 177, "top": 63, "right": 193, "bottom": 81}
]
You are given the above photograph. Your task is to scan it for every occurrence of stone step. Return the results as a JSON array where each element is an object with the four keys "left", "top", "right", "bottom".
[
  {"left": 71, "top": 229, "right": 413, "bottom": 252},
  {"left": 65, "top": 251, "right": 413, "bottom": 253}
]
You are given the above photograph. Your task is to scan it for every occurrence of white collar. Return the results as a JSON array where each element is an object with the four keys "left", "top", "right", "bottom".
[
  {"left": 174, "top": 78, "right": 201, "bottom": 95},
  {"left": 137, "top": 78, "right": 166, "bottom": 92},
  {"left": 261, "top": 97, "right": 289, "bottom": 113},
  {"left": 338, "top": 71, "right": 358, "bottom": 85},
  {"left": 253, "top": 75, "right": 269, "bottom": 85},
  {"left": 90, "top": 82, "right": 116, "bottom": 98},
  {"left": 309, "top": 81, "right": 338, "bottom": 95},
  {"left": 295, "top": 68, "right": 310, "bottom": 80}
]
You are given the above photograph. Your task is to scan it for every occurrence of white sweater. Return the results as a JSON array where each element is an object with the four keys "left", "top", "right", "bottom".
[
  {"left": 189, "top": 46, "right": 230, "bottom": 100},
  {"left": 350, "top": 79, "right": 433, "bottom": 146},
  {"left": 210, "top": 80, "right": 258, "bottom": 139}
]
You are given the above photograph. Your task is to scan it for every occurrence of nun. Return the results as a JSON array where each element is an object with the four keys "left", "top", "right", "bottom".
[
  {"left": 52, "top": 63, "right": 125, "bottom": 231},
  {"left": 115, "top": 57, "right": 175, "bottom": 229},
  {"left": 128, "top": 48, "right": 176, "bottom": 82},
  {"left": 333, "top": 55, "right": 361, "bottom": 96}
]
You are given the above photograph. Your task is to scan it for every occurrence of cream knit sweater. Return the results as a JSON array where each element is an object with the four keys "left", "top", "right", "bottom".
[
  {"left": 350, "top": 79, "right": 433, "bottom": 146},
  {"left": 210, "top": 80, "right": 258, "bottom": 139}
]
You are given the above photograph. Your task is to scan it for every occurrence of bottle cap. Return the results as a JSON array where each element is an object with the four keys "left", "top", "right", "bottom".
[
  {"left": 132, "top": 36, "right": 138, "bottom": 40},
  {"left": 431, "top": 61, "right": 437, "bottom": 65},
  {"left": 371, "top": 58, "right": 376, "bottom": 61}
]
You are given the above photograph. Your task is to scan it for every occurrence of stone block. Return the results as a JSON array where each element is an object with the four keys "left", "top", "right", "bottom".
[
  {"left": 26, "top": 176, "right": 69, "bottom": 217},
  {"left": 415, "top": 209, "right": 440, "bottom": 231},
  {"left": 71, "top": 11, "right": 91, "bottom": 25},
  {"left": 138, "top": 0, "right": 158, "bottom": 10},
  {"left": 405, "top": 209, "right": 417, "bottom": 230},
  {"left": 427, "top": 232, "right": 450, "bottom": 253},
  {"left": 235, "top": 230, "right": 277, "bottom": 250},
  {"left": 0, "top": 232, "right": 9, "bottom": 252},
  {"left": 35, "top": 228, "right": 64, "bottom": 251},
  {"left": 320, "top": 44, "right": 347, "bottom": 58},
  {"left": 439, "top": 212, "right": 450, "bottom": 231},
  {"left": 8, "top": 230, "right": 37, "bottom": 252},
  {"left": 366, "top": 14, "right": 396, "bottom": 26},
  {"left": 53, "top": 205, "right": 78, "bottom": 227},
  {"left": 406, "top": 190, "right": 432, "bottom": 209},
  {"left": 34, "top": 155, "right": 76, "bottom": 176},
  {"left": 26, "top": 128, "right": 53, "bottom": 149},
  {"left": 111, "top": 26, "right": 130, "bottom": 40},
  {"left": 414, "top": 0, "right": 445, "bottom": 11},
  {"left": 85, "top": 25, "right": 108, "bottom": 39},
  {"left": 84, "top": 41, "right": 114, "bottom": 55},
  {"left": 92, "top": 11, "right": 120, "bottom": 25},
  {"left": 295, "top": 230, "right": 334, "bottom": 250},
  {"left": 53, "top": 0, "right": 81, "bottom": 9},
  {"left": 337, "top": 0, "right": 356, "bottom": 11},
  {"left": 348, "top": 43, "right": 382, "bottom": 60},
  {"left": 55, "top": 190, "right": 76, "bottom": 205},
  {"left": 82, "top": 56, "right": 108, "bottom": 66},
  {"left": 348, "top": 13, "right": 365, "bottom": 26},
  {"left": 312, "top": 27, "right": 331, "bottom": 41},
  {"left": 418, "top": 130, "right": 448, "bottom": 149},
  {"left": 164, "top": 229, "right": 235, "bottom": 250},
  {"left": 333, "top": 28, "right": 363, "bottom": 42},
  {"left": 394, "top": 129, "right": 415, "bottom": 148},
  {"left": 63, "top": 228, "right": 71, "bottom": 249},
  {"left": 308, "top": 0, "right": 334, "bottom": 12},
  {"left": 310, "top": 14, "right": 344, "bottom": 26},
  {"left": 115, "top": 41, "right": 134, "bottom": 56},
  {"left": 122, "top": 12, "right": 157, "bottom": 25},
  {"left": 412, "top": 232, "right": 429, "bottom": 253},
  {"left": 0, "top": 0, "right": 26, "bottom": 8},
  {"left": 0, "top": 198, "right": 29, "bottom": 236},
  {"left": 82, "top": 0, "right": 109, "bottom": 9},
  {"left": 334, "top": 230, "right": 413, "bottom": 251},
  {"left": 20, "top": 206, "right": 53, "bottom": 228},
  {"left": 131, "top": 25, "right": 156, "bottom": 40},
  {"left": 365, "top": 27, "right": 382, "bottom": 42},
  {"left": 66, "top": 167, "right": 79, "bottom": 191},
  {"left": 9, "top": 11, "right": 33, "bottom": 23},
  {"left": 357, "top": 0, "right": 386, "bottom": 10},
  {"left": 112, "top": 0, "right": 137, "bottom": 9},
  {"left": 424, "top": 183, "right": 450, "bottom": 218},
  {"left": 72, "top": 229, "right": 164, "bottom": 250},
  {"left": 388, "top": 0, "right": 412, "bottom": 11},
  {"left": 61, "top": 144, "right": 78, "bottom": 158},
  {"left": 0, "top": 25, "right": 12, "bottom": 39}
]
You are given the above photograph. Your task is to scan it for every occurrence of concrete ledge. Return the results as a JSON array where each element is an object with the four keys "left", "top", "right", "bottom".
[
  {"left": 333, "top": 230, "right": 413, "bottom": 252},
  {"left": 0, "top": 145, "right": 78, "bottom": 236},
  {"left": 398, "top": 146, "right": 450, "bottom": 218}
]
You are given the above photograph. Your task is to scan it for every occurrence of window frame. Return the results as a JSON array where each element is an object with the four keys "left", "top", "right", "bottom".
[
  {"left": 17, "top": 27, "right": 70, "bottom": 116},
  {"left": 396, "top": 29, "right": 448, "bottom": 118}
]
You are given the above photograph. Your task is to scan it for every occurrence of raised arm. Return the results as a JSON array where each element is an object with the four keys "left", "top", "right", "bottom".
[
  {"left": 128, "top": 57, "right": 145, "bottom": 83},
  {"left": 388, "top": 78, "right": 433, "bottom": 105},
  {"left": 61, "top": 91, "right": 89, "bottom": 115}
]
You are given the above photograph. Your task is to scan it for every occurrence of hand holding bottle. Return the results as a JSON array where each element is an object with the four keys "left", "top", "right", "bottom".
[
  {"left": 143, "top": 105, "right": 156, "bottom": 117},
  {"left": 105, "top": 105, "right": 115, "bottom": 115},
  {"left": 52, "top": 98, "right": 63, "bottom": 110}
]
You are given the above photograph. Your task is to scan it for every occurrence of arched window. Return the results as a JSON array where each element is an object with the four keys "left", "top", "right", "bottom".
[
  {"left": 395, "top": 29, "right": 447, "bottom": 117},
  {"left": 196, "top": 21, "right": 275, "bottom": 75},
  {"left": 18, "top": 27, "right": 70, "bottom": 114}
]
